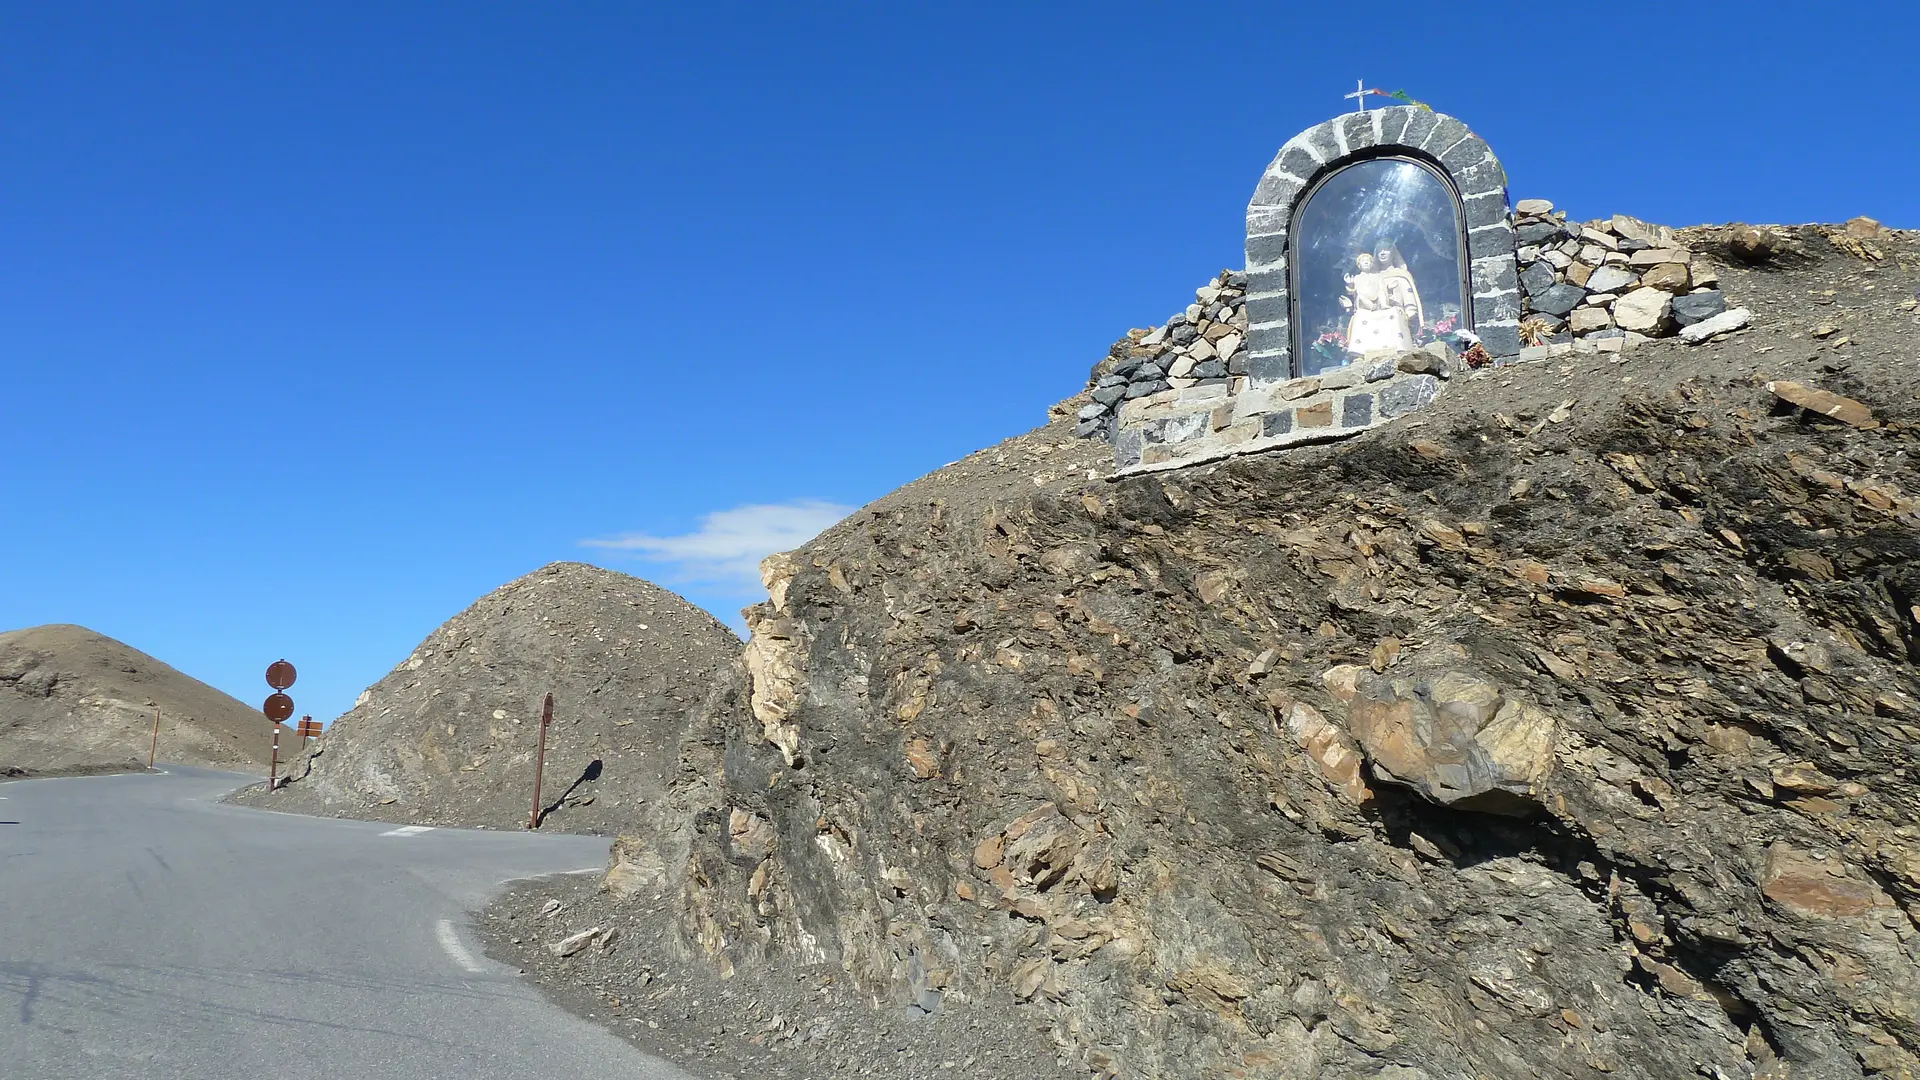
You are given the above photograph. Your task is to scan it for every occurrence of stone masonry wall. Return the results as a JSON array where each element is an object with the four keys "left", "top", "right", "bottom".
[
  {"left": 1111, "top": 344, "right": 1454, "bottom": 474},
  {"left": 1073, "top": 271, "right": 1252, "bottom": 442},
  {"left": 1512, "top": 200, "right": 1738, "bottom": 357}
]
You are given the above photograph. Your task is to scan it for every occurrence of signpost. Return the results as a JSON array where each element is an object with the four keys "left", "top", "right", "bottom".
[
  {"left": 148, "top": 706, "right": 161, "bottom": 769},
  {"left": 263, "top": 660, "right": 297, "bottom": 791},
  {"left": 528, "top": 693, "right": 553, "bottom": 830},
  {"left": 297, "top": 717, "right": 322, "bottom": 740}
]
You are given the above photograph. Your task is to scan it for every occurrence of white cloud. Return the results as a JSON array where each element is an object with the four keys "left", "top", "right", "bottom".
[{"left": 582, "top": 499, "right": 855, "bottom": 592}]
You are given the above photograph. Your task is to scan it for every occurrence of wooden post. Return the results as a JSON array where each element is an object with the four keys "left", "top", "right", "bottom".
[
  {"left": 528, "top": 693, "right": 553, "bottom": 829},
  {"left": 269, "top": 725, "right": 280, "bottom": 791},
  {"left": 148, "top": 706, "right": 161, "bottom": 769}
]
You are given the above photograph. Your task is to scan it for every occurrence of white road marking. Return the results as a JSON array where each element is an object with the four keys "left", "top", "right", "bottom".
[
  {"left": 435, "top": 919, "right": 484, "bottom": 973},
  {"left": 380, "top": 825, "right": 436, "bottom": 837}
]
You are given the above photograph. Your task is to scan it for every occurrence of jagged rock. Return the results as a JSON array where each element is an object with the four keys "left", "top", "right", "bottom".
[
  {"left": 1612, "top": 286, "right": 1672, "bottom": 332},
  {"left": 1670, "top": 290, "right": 1728, "bottom": 326},
  {"left": 1344, "top": 667, "right": 1556, "bottom": 814},
  {"left": 1729, "top": 224, "right": 1774, "bottom": 263},
  {"left": 1678, "top": 306, "right": 1750, "bottom": 343},
  {"left": 1766, "top": 379, "right": 1876, "bottom": 428}
]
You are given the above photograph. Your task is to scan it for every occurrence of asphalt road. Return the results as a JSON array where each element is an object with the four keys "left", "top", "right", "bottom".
[{"left": 0, "top": 766, "right": 698, "bottom": 1080}]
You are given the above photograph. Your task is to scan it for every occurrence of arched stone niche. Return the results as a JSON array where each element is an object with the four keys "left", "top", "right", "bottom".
[{"left": 1244, "top": 107, "right": 1520, "bottom": 378}]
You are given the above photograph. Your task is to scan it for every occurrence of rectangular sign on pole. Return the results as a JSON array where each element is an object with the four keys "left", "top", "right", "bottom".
[{"left": 297, "top": 719, "right": 322, "bottom": 739}]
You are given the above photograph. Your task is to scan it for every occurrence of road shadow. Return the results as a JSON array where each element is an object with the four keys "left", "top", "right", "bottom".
[{"left": 536, "top": 759, "right": 602, "bottom": 828}]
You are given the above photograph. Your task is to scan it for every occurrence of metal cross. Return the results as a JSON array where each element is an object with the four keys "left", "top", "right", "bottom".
[{"left": 1344, "top": 79, "right": 1369, "bottom": 113}]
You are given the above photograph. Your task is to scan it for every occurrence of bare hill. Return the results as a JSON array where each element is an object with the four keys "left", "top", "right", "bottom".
[
  {"left": 484, "top": 225, "right": 1920, "bottom": 1080},
  {"left": 0, "top": 624, "right": 290, "bottom": 777},
  {"left": 236, "top": 562, "right": 741, "bottom": 832}
]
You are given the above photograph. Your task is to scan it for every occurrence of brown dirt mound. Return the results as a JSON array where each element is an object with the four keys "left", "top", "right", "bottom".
[
  {"left": 235, "top": 562, "right": 740, "bottom": 833},
  {"left": 0, "top": 623, "right": 290, "bottom": 776}
]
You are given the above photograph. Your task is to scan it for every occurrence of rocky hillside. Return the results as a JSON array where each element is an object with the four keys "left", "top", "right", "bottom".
[
  {"left": 0, "top": 624, "right": 291, "bottom": 777},
  {"left": 495, "top": 223, "right": 1920, "bottom": 1080},
  {"left": 236, "top": 562, "right": 740, "bottom": 833}
]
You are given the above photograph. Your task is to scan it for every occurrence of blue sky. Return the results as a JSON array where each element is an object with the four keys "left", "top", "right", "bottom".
[{"left": 3, "top": 3, "right": 1914, "bottom": 726}]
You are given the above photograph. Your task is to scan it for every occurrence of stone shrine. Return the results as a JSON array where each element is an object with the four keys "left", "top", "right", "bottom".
[{"left": 1086, "top": 105, "right": 1523, "bottom": 474}]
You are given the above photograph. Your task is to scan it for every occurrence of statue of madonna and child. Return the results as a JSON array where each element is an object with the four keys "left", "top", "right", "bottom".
[{"left": 1337, "top": 244, "right": 1425, "bottom": 357}]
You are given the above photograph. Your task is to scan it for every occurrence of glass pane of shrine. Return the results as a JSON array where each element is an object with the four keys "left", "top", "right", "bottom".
[{"left": 1292, "top": 156, "right": 1467, "bottom": 377}]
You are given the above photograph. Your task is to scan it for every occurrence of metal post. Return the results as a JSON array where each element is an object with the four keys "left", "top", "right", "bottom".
[
  {"left": 269, "top": 725, "right": 280, "bottom": 791},
  {"left": 148, "top": 706, "right": 161, "bottom": 769},
  {"left": 528, "top": 693, "right": 553, "bottom": 829}
]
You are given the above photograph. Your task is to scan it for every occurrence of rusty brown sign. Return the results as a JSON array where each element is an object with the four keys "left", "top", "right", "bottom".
[
  {"left": 263, "top": 693, "right": 295, "bottom": 723},
  {"left": 296, "top": 718, "right": 322, "bottom": 738},
  {"left": 266, "top": 660, "right": 297, "bottom": 691}
]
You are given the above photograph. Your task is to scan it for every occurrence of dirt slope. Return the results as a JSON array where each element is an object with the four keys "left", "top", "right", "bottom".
[
  {"left": 236, "top": 562, "right": 740, "bottom": 832},
  {"left": 491, "top": 225, "right": 1920, "bottom": 1080},
  {"left": 0, "top": 624, "right": 290, "bottom": 777}
]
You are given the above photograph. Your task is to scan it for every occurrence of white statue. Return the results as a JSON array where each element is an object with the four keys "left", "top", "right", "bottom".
[{"left": 1338, "top": 246, "right": 1424, "bottom": 356}]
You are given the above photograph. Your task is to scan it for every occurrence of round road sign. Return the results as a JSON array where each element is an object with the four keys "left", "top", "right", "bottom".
[
  {"left": 266, "top": 660, "right": 298, "bottom": 690},
  {"left": 263, "top": 693, "right": 295, "bottom": 723}
]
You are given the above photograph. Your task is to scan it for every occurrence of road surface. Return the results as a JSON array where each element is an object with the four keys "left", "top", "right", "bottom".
[{"left": 0, "top": 766, "right": 696, "bottom": 1079}]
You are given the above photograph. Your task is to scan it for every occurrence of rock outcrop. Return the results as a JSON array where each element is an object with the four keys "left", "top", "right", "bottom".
[
  {"left": 555, "top": 225, "right": 1920, "bottom": 1079},
  {"left": 0, "top": 623, "right": 289, "bottom": 776},
  {"left": 239, "top": 562, "right": 739, "bottom": 832}
]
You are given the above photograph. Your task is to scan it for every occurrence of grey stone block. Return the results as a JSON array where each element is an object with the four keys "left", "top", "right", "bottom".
[
  {"left": 1076, "top": 402, "right": 1107, "bottom": 421},
  {"left": 1244, "top": 295, "right": 1288, "bottom": 326},
  {"left": 1193, "top": 359, "right": 1228, "bottom": 379},
  {"left": 1245, "top": 268, "right": 1287, "bottom": 298},
  {"left": 1423, "top": 115, "right": 1470, "bottom": 155},
  {"left": 1397, "top": 110, "right": 1439, "bottom": 154},
  {"left": 1226, "top": 353, "right": 1249, "bottom": 376},
  {"left": 1251, "top": 173, "right": 1299, "bottom": 208},
  {"left": 1516, "top": 221, "right": 1565, "bottom": 246},
  {"left": 1466, "top": 192, "right": 1511, "bottom": 231},
  {"left": 1074, "top": 418, "right": 1105, "bottom": 439},
  {"left": 1124, "top": 379, "right": 1170, "bottom": 399},
  {"left": 1246, "top": 203, "right": 1288, "bottom": 231},
  {"left": 1473, "top": 290, "right": 1522, "bottom": 324},
  {"left": 1377, "top": 106, "right": 1412, "bottom": 145},
  {"left": 1225, "top": 270, "right": 1248, "bottom": 288},
  {"left": 1276, "top": 147, "right": 1319, "bottom": 187},
  {"left": 1114, "top": 428, "right": 1144, "bottom": 469},
  {"left": 1342, "top": 393, "right": 1374, "bottom": 427},
  {"left": 1671, "top": 290, "right": 1728, "bottom": 327},
  {"left": 1092, "top": 384, "right": 1126, "bottom": 406},
  {"left": 1144, "top": 413, "right": 1206, "bottom": 445},
  {"left": 1170, "top": 325, "right": 1198, "bottom": 345},
  {"left": 1474, "top": 259, "right": 1520, "bottom": 296},
  {"left": 1365, "top": 358, "right": 1396, "bottom": 382},
  {"left": 1478, "top": 323, "right": 1522, "bottom": 357},
  {"left": 1453, "top": 157, "right": 1507, "bottom": 196},
  {"left": 1531, "top": 284, "right": 1586, "bottom": 317},
  {"left": 1262, "top": 410, "right": 1293, "bottom": 437},
  {"left": 1339, "top": 111, "right": 1379, "bottom": 153},
  {"left": 1299, "top": 125, "right": 1341, "bottom": 166},
  {"left": 1249, "top": 349, "right": 1291, "bottom": 383},
  {"left": 1439, "top": 133, "right": 1491, "bottom": 173},
  {"left": 1469, "top": 223, "right": 1516, "bottom": 259},
  {"left": 1096, "top": 373, "right": 1127, "bottom": 388},
  {"left": 1520, "top": 261, "right": 1556, "bottom": 297},
  {"left": 1379, "top": 375, "right": 1443, "bottom": 418},
  {"left": 1245, "top": 232, "right": 1287, "bottom": 269}
]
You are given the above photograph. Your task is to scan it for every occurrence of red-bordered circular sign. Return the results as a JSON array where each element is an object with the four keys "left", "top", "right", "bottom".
[
  {"left": 263, "top": 693, "right": 295, "bottom": 723},
  {"left": 265, "top": 660, "right": 297, "bottom": 690}
]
